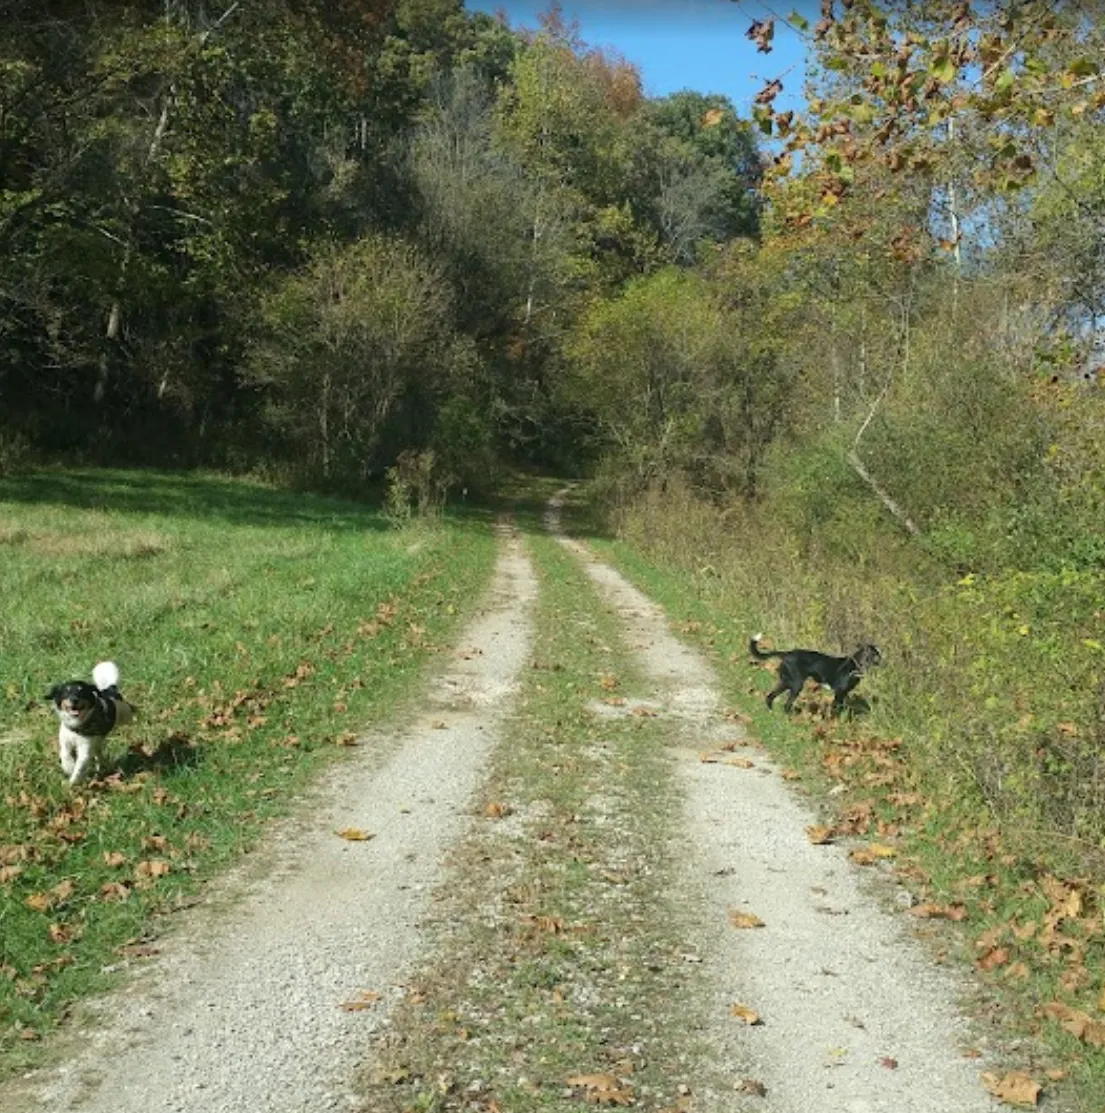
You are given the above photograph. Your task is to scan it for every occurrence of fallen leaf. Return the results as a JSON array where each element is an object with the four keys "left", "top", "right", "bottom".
[
  {"left": 339, "top": 989, "right": 382, "bottom": 1011},
  {"left": 485, "top": 802, "right": 513, "bottom": 818},
  {"left": 978, "top": 947, "right": 1010, "bottom": 971},
  {"left": 724, "top": 756, "right": 755, "bottom": 768},
  {"left": 567, "top": 1073, "right": 634, "bottom": 1106},
  {"left": 102, "top": 852, "right": 127, "bottom": 868},
  {"left": 730, "top": 1003, "right": 763, "bottom": 1025},
  {"left": 981, "top": 1070, "right": 1041, "bottom": 1106},
  {"left": 737, "top": 1078, "right": 767, "bottom": 1095},
  {"left": 729, "top": 910, "right": 765, "bottom": 929},
  {"left": 909, "top": 902, "right": 967, "bottom": 921},
  {"left": 1040, "top": 1001, "right": 1105, "bottom": 1046},
  {"left": 135, "top": 859, "right": 171, "bottom": 879},
  {"left": 336, "top": 828, "right": 374, "bottom": 842},
  {"left": 806, "top": 825, "right": 834, "bottom": 845},
  {"left": 879, "top": 1056, "right": 898, "bottom": 1069}
]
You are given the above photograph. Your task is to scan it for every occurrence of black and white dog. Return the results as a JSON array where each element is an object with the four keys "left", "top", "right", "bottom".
[
  {"left": 749, "top": 633, "right": 882, "bottom": 714},
  {"left": 46, "top": 661, "right": 135, "bottom": 784}
]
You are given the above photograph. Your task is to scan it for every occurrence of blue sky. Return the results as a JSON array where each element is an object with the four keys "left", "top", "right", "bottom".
[{"left": 465, "top": 0, "right": 813, "bottom": 117}]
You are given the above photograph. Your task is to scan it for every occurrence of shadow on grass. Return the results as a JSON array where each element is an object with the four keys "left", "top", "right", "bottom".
[
  {"left": 113, "top": 732, "right": 202, "bottom": 779},
  {"left": 0, "top": 468, "right": 391, "bottom": 532}
]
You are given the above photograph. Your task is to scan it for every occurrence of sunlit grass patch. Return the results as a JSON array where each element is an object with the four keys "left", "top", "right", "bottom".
[{"left": 0, "top": 467, "right": 496, "bottom": 1069}]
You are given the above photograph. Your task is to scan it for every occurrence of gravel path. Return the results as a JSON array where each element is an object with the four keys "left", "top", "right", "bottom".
[
  {"left": 3, "top": 505, "right": 1004, "bottom": 1112},
  {"left": 547, "top": 492, "right": 1001, "bottom": 1112}
]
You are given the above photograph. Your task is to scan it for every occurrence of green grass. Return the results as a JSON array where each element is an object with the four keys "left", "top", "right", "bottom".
[{"left": 0, "top": 467, "right": 497, "bottom": 1068}]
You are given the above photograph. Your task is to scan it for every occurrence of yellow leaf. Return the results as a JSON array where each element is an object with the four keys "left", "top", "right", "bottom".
[
  {"left": 730, "top": 1003, "right": 763, "bottom": 1025},
  {"left": 806, "top": 825, "right": 834, "bottom": 845},
  {"left": 729, "top": 910, "right": 765, "bottom": 929},
  {"left": 336, "top": 828, "right": 374, "bottom": 841}
]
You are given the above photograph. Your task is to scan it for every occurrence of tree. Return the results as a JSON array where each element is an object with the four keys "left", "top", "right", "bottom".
[{"left": 247, "top": 233, "right": 455, "bottom": 482}]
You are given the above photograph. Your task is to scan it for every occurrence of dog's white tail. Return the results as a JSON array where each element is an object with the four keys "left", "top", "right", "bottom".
[{"left": 92, "top": 661, "right": 120, "bottom": 690}]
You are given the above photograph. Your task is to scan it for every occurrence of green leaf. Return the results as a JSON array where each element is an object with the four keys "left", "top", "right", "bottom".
[
  {"left": 788, "top": 10, "right": 809, "bottom": 31},
  {"left": 930, "top": 56, "right": 957, "bottom": 84},
  {"left": 1068, "top": 57, "right": 1100, "bottom": 78}
]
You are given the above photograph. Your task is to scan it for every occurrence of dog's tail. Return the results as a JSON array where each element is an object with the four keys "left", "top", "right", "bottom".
[
  {"left": 92, "top": 661, "right": 120, "bottom": 691},
  {"left": 748, "top": 633, "right": 782, "bottom": 660}
]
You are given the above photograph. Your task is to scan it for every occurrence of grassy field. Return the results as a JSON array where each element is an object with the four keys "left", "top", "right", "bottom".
[{"left": 0, "top": 468, "right": 497, "bottom": 1067}]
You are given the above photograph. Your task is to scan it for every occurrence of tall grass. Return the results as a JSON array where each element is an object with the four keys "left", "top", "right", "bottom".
[
  {"left": 593, "top": 476, "right": 1105, "bottom": 871},
  {"left": 0, "top": 468, "right": 496, "bottom": 1065}
]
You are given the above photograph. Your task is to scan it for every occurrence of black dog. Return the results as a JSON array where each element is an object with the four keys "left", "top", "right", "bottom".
[
  {"left": 46, "top": 661, "right": 135, "bottom": 784},
  {"left": 749, "top": 633, "right": 882, "bottom": 714}
]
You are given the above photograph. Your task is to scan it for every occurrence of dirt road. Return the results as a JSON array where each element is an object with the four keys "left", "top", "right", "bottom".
[{"left": 1, "top": 507, "right": 1002, "bottom": 1112}]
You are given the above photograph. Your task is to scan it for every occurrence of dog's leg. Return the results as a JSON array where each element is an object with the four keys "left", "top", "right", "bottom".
[
  {"left": 70, "top": 737, "right": 94, "bottom": 785},
  {"left": 59, "top": 734, "right": 76, "bottom": 779},
  {"left": 766, "top": 680, "right": 788, "bottom": 709}
]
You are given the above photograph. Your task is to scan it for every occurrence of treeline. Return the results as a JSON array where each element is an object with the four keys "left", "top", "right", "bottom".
[{"left": 0, "top": 0, "right": 760, "bottom": 488}]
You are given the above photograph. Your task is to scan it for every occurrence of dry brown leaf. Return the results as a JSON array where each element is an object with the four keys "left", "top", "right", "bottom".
[
  {"left": 338, "top": 989, "right": 381, "bottom": 1012},
  {"left": 485, "top": 802, "right": 513, "bottom": 818},
  {"left": 909, "top": 902, "right": 967, "bottom": 921},
  {"left": 737, "top": 1078, "right": 767, "bottom": 1095},
  {"left": 729, "top": 910, "right": 765, "bottom": 929},
  {"left": 724, "top": 756, "right": 755, "bottom": 768},
  {"left": 0, "top": 864, "right": 24, "bottom": 884},
  {"left": 135, "top": 859, "right": 171, "bottom": 879},
  {"left": 978, "top": 946, "right": 1010, "bottom": 971},
  {"left": 567, "top": 1073, "right": 634, "bottom": 1107},
  {"left": 806, "top": 825, "right": 834, "bottom": 845},
  {"left": 102, "top": 851, "right": 127, "bottom": 868},
  {"left": 1041, "top": 1001, "right": 1105, "bottom": 1046},
  {"left": 781, "top": 768, "right": 801, "bottom": 780},
  {"left": 730, "top": 1003, "right": 763, "bottom": 1025},
  {"left": 48, "top": 922, "right": 77, "bottom": 944},
  {"left": 336, "top": 828, "right": 374, "bottom": 842},
  {"left": 981, "top": 1070, "right": 1041, "bottom": 1106},
  {"left": 599, "top": 674, "right": 619, "bottom": 691}
]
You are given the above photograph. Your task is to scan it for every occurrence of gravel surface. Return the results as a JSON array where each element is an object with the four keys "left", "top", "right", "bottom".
[{"left": 4, "top": 505, "right": 1004, "bottom": 1112}]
